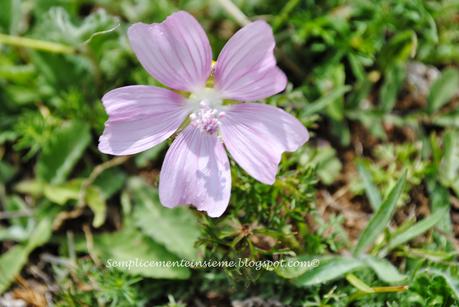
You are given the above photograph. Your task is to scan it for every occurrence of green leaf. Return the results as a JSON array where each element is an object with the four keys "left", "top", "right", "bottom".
[
  {"left": 346, "top": 273, "right": 375, "bottom": 293},
  {"left": 323, "top": 64, "right": 346, "bottom": 121},
  {"left": 15, "top": 180, "right": 46, "bottom": 197},
  {"left": 353, "top": 172, "right": 407, "bottom": 256},
  {"left": 30, "top": 51, "right": 92, "bottom": 90},
  {"left": 0, "top": 131, "right": 17, "bottom": 145},
  {"left": 302, "top": 145, "right": 342, "bottom": 185},
  {"left": 93, "top": 224, "right": 190, "bottom": 279},
  {"left": 428, "top": 181, "right": 452, "bottom": 233},
  {"left": 0, "top": 64, "right": 35, "bottom": 83},
  {"left": 427, "top": 68, "right": 459, "bottom": 113},
  {"left": 0, "top": 0, "right": 20, "bottom": 34},
  {"left": 302, "top": 85, "right": 351, "bottom": 116},
  {"left": 379, "top": 30, "right": 416, "bottom": 66},
  {"left": 294, "top": 256, "right": 365, "bottom": 286},
  {"left": 34, "top": 7, "right": 120, "bottom": 46},
  {"left": 384, "top": 207, "right": 448, "bottom": 252},
  {"left": 379, "top": 64, "right": 406, "bottom": 112},
  {"left": 347, "top": 78, "right": 372, "bottom": 108},
  {"left": 439, "top": 130, "right": 459, "bottom": 199},
  {"left": 129, "top": 178, "right": 203, "bottom": 261},
  {"left": 316, "top": 147, "right": 342, "bottom": 185},
  {"left": 86, "top": 186, "right": 107, "bottom": 228},
  {"left": 274, "top": 255, "right": 321, "bottom": 279},
  {"left": 43, "top": 180, "right": 80, "bottom": 205},
  {"left": 4, "top": 196, "right": 31, "bottom": 230},
  {"left": 364, "top": 256, "right": 406, "bottom": 283},
  {"left": 432, "top": 110, "right": 459, "bottom": 128},
  {"left": 16, "top": 178, "right": 108, "bottom": 228},
  {"left": 357, "top": 162, "right": 382, "bottom": 211},
  {"left": 330, "top": 119, "right": 351, "bottom": 146},
  {"left": 36, "top": 121, "right": 90, "bottom": 184},
  {"left": 440, "top": 130, "right": 459, "bottom": 186},
  {"left": 0, "top": 246, "right": 29, "bottom": 294},
  {"left": 26, "top": 218, "right": 53, "bottom": 251},
  {"left": 0, "top": 218, "right": 52, "bottom": 294}
]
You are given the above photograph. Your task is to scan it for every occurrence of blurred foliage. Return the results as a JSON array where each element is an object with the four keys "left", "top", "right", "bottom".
[{"left": 1, "top": 0, "right": 459, "bottom": 306}]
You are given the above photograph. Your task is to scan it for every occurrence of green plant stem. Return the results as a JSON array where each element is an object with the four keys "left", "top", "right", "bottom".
[
  {"left": 0, "top": 33, "right": 75, "bottom": 54},
  {"left": 217, "top": 0, "right": 250, "bottom": 26},
  {"left": 77, "top": 156, "right": 129, "bottom": 207}
]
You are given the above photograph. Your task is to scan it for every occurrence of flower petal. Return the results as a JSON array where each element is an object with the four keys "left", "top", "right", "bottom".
[
  {"left": 159, "top": 125, "right": 231, "bottom": 217},
  {"left": 128, "top": 11, "right": 212, "bottom": 91},
  {"left": 220, "top": 103, "right": 309, "bottom": 184},
  {"left": 214, "top": 20, "right": 287, "bottom": 101},
  {"left": 99, "top": 85, "right": 189, "bottom": 155}
]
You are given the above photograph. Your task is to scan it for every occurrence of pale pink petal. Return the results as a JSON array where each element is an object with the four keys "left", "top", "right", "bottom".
[
  {"left": 99, "top": 85, "right": 189, "bottom": 155},
  {"left": 127, "top": 11, "right": 212, "bottom": 91},
  {"left": 159, "top": 125, "right": 231, "bottom": 217},
  {"left": 220, "top": 103, "right": 309, "bottom": 184},
  {"left": 214, "top": 20, "right": 287, "bottom": 101}
]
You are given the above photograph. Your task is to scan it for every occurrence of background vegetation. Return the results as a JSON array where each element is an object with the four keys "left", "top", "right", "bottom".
[{"left": 1, "top": 0, "right": 459, "bottom": 306}]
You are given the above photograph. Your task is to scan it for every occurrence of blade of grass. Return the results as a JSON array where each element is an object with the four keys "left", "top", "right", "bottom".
[
  {"left": 302, "top": 85, "right": 351, "bottom": 116},
  {"left": 353, "top": 172, "right": 407, "bottom": 256},
  {"left": 273, "top": 0, "right": 301, "bottom": 30},
  {"left": 382, "top": 207, "right": 448, "bottom": 255},
  {"left": 294, "top": 256, "right": 365, "bottom": 286},
  {"left": 427, "top": 68, "right": 459, "bottom": 113},
  {"left": 357, "top": 162, "right": 382, "bottom": 211}
]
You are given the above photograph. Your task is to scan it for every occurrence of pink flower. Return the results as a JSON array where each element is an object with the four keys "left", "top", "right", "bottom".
[{"left": 99, "top": 11, "right": 309, "bottom": 217}]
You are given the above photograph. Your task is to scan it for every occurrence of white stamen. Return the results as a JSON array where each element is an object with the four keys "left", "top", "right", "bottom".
[
  {"left": 188, "top": 87, "right": 225, "bottom": 135},
  {"left": 190, "top": 106, "right": 224, "bottom": 134}
]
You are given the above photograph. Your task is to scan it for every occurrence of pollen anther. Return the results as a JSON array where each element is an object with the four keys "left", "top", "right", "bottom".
[{"left": 190, "top": 106, "right": 224, "bottom": 134}]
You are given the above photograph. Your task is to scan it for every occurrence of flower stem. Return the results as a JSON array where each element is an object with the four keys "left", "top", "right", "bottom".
[
  {"left": 217, "top": 0, "right": 250, "bottom": 26},
  {"left": 0, "top": 33, "right": 75, "bottom": 54}
]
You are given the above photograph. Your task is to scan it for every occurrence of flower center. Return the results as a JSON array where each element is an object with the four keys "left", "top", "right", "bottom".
[
  {"left": 189, "top": 105, "right": 225, "bottom": 134},
  {"left": 188, "top": 87, "right": 222, "bottom": 109},
  {"left": 188, "top": 87, "right": 225, "bottom": 134}
]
